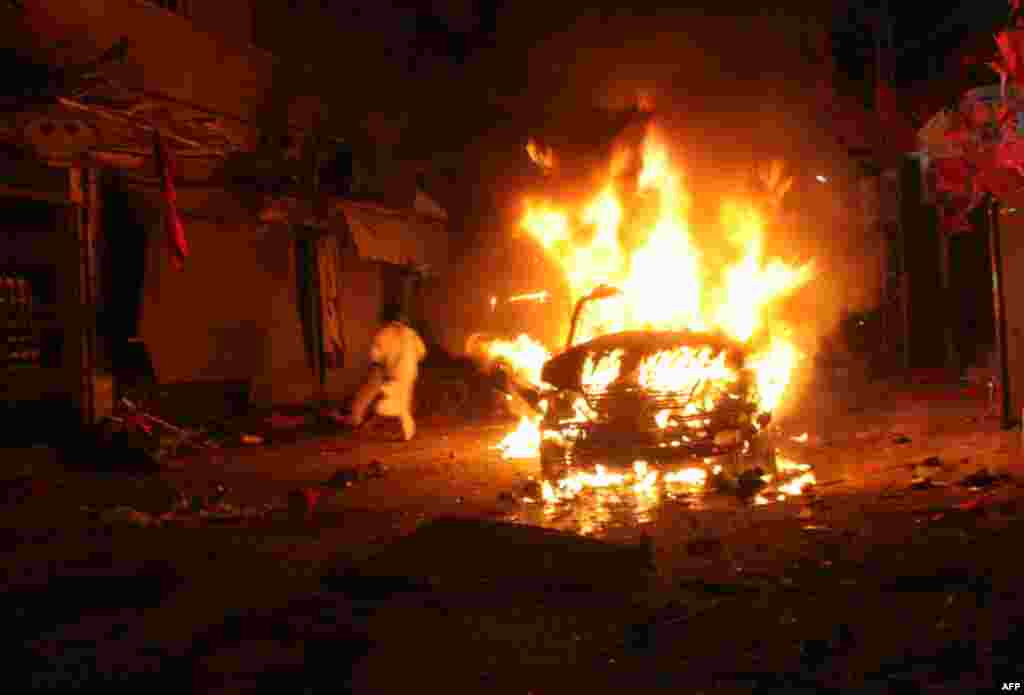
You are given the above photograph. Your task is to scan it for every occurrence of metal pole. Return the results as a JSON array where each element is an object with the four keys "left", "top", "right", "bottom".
[{"left": 988, "top": 198, "right": 1013, "bottom": 429}]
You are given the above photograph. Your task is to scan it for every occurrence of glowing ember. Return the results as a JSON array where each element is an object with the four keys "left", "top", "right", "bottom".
[
  {"left": 507, "top": 290, "right": 550, "bottom": 304},
  {"left": 775, "top": 456, "right": 816, "bottom": 495},
  {"left": 493, "top": 415, "right": 541, "bottom": 459},
  {"left": 792, "top": 432, "right": 809, "bottom": 443},
  {"left": 778, "top": 472, "right": 816, "bottom": 496},
  {"left": 582, "top": 349, "right": 624, "bottom": 392},
  {"left": 518, "top": 122, "right": 813, "bottom": 416},
  {"left": 664, "top": 467, "right": 708, "bottom": 487},
  {"left": 526, "top": 138, "right": 556, "bottom": 173}
]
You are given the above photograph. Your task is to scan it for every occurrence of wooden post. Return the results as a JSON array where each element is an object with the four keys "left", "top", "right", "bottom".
[
  {"left": 72, "top": 165, "right": 99, "bottom": 427},
  {"left": 988, "top": 198, "right": 1013, "bottom": 429}
]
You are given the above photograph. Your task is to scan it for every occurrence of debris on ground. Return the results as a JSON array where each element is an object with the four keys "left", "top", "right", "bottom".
[
  {"left": 288, "top": 488, "right": 321, "bottom": 521},
  {"left": 320, "top": 442, "right": 352, "bottom": 456},
  {"left": 959, "top": 468, "right": 1011, "bottom": 490},
  {"left": 910, "top": 478, "right": 946, "bottom": 491},
  {"left": 957, "top": 495, "right": 996, "bottom": 511},
  {"left": 893, "top": 435, "right": 912, "bottom": 445},
  {"left": 686, "top": 536, "right": 723, "bottom": 556},
  {"left": 736, "top": 468, "right": 768, "bottom": 499},
  {"left": 99, "top": 505, "right": 157, "bottom": 527},
  {"left": 1, "top": 476, "right": 41, "bottom": 506},
  {"left": 266, "top": 413, "right": 309, "bottom": 429},
  {"left": 324, "top": 461, "right": 388, "bottom": 489},
  {"left": 325, "top": 468, "right": 360, "bottom": 489}
]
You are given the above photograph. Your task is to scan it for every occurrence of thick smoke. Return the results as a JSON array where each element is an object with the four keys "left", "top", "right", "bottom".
[{"left": 446, "top": 7, "right": 883, "bottom": 412}]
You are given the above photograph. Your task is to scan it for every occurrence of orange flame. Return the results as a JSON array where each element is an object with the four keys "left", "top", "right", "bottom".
[
  {"left": 519, "top": 122, "right": 812, "bottom": 415},
  {"left": 471, "top": 333, "right": 552, "bottom": 386},
  {"left": 493, "top": 415, "right": 542, "bottom": 459},
  {"left": 500, "top": 122, "right": 814, "bottom": 472},
  {"left": 526, "top": 138, "right": 556, "bottom": 173}
]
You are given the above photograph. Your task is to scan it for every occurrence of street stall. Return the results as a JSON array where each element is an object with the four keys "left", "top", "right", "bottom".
[{"left": 0, "top": 144, "right": 101, "bottom": 443}]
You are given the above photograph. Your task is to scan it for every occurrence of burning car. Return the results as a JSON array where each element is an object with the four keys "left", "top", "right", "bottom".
[{"left": 536, "top": 286, "right": 777, "bottom": 485}]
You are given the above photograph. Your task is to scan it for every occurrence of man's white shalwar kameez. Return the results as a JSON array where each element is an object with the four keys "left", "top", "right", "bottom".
[{"left": 349, "top": 321, "right": 426, "bottom": 440}]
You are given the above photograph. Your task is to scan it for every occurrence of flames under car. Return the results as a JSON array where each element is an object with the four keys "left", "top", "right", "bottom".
[{"left": 537, "top": 330, "right": 776, "bottom": 483}]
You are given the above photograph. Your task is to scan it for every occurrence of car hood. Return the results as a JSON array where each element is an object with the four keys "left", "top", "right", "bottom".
[{"left": 540, "top": 330, "right": 748, "bottom": 392}]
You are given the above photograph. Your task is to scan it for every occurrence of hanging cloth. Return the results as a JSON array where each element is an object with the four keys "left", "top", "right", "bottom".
[
  {"left": 152, "top": 131, "right": 188, "bottom": 271},
  {"left": 316, "top": 233, "right": 345, "bottom": 369},
  {"left": 294, "top": 231, "right": 323, "bottom": 387}
]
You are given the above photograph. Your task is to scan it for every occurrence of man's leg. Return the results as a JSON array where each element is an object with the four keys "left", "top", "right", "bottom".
[
  {"left": 346, "top": 366, "right": 384, "bottom": 427},
  {"left": 399, "top": 412, "right": 416, "bottom": 441}
]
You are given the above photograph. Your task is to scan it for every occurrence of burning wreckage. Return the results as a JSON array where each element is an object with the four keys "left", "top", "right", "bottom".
[
  {"left": 495, "top": 287, "right": 781, "bottom": 495},
  {"left": 485, "top": 122, "right": 817, "bottom": 501}
]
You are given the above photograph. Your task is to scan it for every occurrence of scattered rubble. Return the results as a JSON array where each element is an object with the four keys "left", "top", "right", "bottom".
[
  {"left": 686, "top": 537, "right": 723, "bottom": 556},
  {"left": 736, "top": 468, "right": 768, "bottom": 499},
  {"left": 288, "top": 487, "right": 323, "bottom": 520},
  {"left": 959, "top": 468, "right": 1011, "bottom": 490},
  {"left": 366, "top": 460, "right": 387, "bottom": 479},
  {"left": 324, "top": 461, "right": 388, "bottom": 489},
  {"left": 267, "top": 414, "right": 309, "bottom": 429}
]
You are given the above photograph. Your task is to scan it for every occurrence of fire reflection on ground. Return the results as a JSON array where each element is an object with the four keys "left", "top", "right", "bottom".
[{"left": 505, "top": 458, "right": 814, "bottom": 538}]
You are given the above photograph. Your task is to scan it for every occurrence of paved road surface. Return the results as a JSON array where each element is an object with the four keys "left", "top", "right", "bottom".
[{"left": 5, "top": 386, "right": 1024, "bottom": 692}]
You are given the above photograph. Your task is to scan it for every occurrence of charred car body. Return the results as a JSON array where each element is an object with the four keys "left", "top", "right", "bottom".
[{"left": 536, "top": 286, "right": 777, "bottom": 485}]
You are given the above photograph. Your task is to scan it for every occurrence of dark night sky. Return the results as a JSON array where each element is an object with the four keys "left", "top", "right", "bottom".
[
  {"left": 411, "top": 1, "right": 1011, "bottom": 98},
  {"left": 376, "top": 1, "right": 1018, "bottom": 223},
  {"left": 832, "top": 0, "right": 1008, "bottom": 86}
]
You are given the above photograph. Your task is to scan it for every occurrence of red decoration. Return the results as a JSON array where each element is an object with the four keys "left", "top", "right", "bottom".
[
  {"left": 995, "top": 29, "right": 1024, "bottom": 94},
  {"left": 933, "top": 158, "right": 973, "bottom": 196},
  {"left": 998, "top": 137, "right": 1024, "bottom": 174},
  {"left": 939, "top": 199, "right": 973, "bottom": 233},
  {"left": 153, "top": 132, "right": 188, "bottom": 271}
]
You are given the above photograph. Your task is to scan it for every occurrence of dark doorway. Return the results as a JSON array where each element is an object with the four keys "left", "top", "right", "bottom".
[
  {"left": 901, "top": 160, "right": 946, "bottom": 369},
  {"left": 97, "top": 176, "right": 151, "bottom": 375},
  {"left": 950, "top": 208, "right": 996, "bottom": 371}
]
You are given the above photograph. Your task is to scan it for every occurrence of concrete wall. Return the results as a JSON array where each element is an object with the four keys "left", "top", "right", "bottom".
[
  {"left": 137, "top": 190, "right": 402, "bottom": 407},
  {"left": 186, "top": 0, "right": 254, "bottom": 48}
]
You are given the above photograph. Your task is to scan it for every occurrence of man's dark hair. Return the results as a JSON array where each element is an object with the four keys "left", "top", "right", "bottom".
[{"left": 379, "top": 301, "right": 405, "bottom": 324}]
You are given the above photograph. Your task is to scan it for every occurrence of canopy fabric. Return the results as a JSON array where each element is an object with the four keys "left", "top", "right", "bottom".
[{"left": 339, "top": 201, "right": 447, "bottom": 268}]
